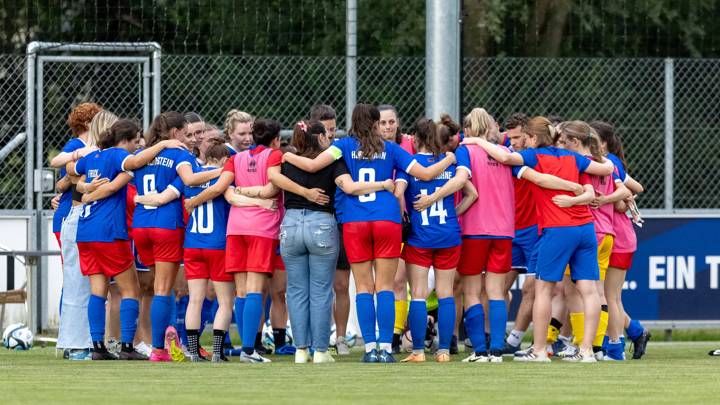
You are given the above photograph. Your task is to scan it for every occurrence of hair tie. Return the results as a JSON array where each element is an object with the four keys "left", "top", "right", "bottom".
[{"left": 297, "top": 121, "right": 307, "bottom": 132}]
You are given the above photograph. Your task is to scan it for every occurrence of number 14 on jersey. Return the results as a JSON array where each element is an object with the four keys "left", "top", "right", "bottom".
[{"left": 419, "top": 188, "right": 447, "bottom": 226}]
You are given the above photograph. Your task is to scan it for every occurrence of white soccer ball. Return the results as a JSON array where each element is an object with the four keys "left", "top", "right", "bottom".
[{"left": 2, "top": 323, "right": 34, "bottom": 350}]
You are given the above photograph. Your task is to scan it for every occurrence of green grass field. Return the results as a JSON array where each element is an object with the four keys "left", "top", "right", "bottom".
[{"left": 2, "top": 342, "right": 720, "bottom": 404}]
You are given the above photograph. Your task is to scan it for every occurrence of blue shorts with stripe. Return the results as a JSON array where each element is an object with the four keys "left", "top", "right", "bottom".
[{"left": 512, "top": 224, "right": 539, "bottom": 275}]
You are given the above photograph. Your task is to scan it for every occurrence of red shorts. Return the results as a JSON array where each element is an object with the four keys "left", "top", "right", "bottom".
[
  {"left": 273, "top": 252, "right": 285, "bottom": 271},
  {"left": 226, "top": 235, "right": 278, "bottom": 274},
  {"left": 343, "top": 221, "right": 402, "bottom": 263},
  {"left": 78, "top": 240, "right": 133, "bottom": 278},
  {"left": 133, "top": 227, "right": 184, "bottom": 266},
  {"left": 184, "top": 248, "right": 232, "bottom": 282},
  {"left": 457, "top": 238, "right": 512, "bottom": 276},
  {"left": 402, "top": 245, "right": 461, "bottom": 270},
  {"left": 609, "top": 252, "right": 634, "bottom": 270}
]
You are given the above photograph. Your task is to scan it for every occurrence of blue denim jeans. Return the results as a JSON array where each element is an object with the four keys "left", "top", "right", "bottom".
[{"left": 280, "top": 209, "right": 339, "bottom": 352}]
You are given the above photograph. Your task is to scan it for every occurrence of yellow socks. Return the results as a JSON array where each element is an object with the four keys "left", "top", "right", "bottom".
[
  {"left": 394, "top": 300, "right": 409, "bottom": 335},
  {"left": 593, "top": 306, "right": 609, "bottom": 348},
  {"left": 570, "top": 312, "right": 585, "bottom": 346}
]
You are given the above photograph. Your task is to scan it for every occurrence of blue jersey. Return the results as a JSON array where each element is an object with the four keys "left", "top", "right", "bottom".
[
  {"left": 182, "top": 167, "right": 230, "bottom": 250},
  {"left": 75, "top": 148, "right": 132, "bottom": 243},
  {"left": 328, "top": 137, "right": 416, "bottom": 224},
  {"left": 606, "top": 153, "right": 627, "bottom": 183},
  {"left": 396, "top": 153, "right": 461, "bottom": 249},
  {"left": 53, "top": 137, "right": 87, "bottom": 232},
  {"left": 132, "top": 148, "right": 194, "bottom": 230}
]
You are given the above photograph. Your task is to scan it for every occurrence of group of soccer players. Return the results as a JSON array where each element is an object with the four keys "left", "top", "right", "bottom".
[{"left": 51, "top": 100, "right": 651, "bottom": 364}]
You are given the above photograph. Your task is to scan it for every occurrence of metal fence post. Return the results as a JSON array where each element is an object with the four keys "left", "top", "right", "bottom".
[
  {"left": 152, "top": 45, "right": 162, "bottom": 119},
  {"left": 664, "top": 58, "right": 675, "bottom": 212},
  {"left": 426, "top": 0, "right": 461, "bottom": 121},
  {"left": 25, "top": 45, "right": 36, "bottom": 211},
  {"left": 346, "top": 0, "right": 358, "bottom": 132}
]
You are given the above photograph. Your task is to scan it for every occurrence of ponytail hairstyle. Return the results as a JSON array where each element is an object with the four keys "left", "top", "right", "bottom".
[
  {"left": 88, "top": 110, "right": 118, "bottom": 147},
  {"left": 204, "top": 137, "right": 231, "bottom": 163},
  {"left": 224, "top": 109, "right": 254, "bottom": 140},
  {"left": 98, "top": 119, "right": 141, "bottom": 150},
  {"left": 522, "top": 116, "right": 555, "bottom": 148},
  {"left": 145, "top": 111, "right": 186, "bottom": 147},
  {"left": 252, "top": 118, "right": 281, "bottom": 147},
  {"left": 290, "top": 120, "right": 327, "bottom": 159},
  {"left": 590, "top": 120, "right": 628, "bottom": 169},
  {"left": 412, "top": 117, "right": 442, "bottom": 157},
  {"left": 378, "top": 104, "right": 402, "bottom": 144},
  {"left": 463, "top": 107, "right": 494, "bottom": 139},
  {"left": 350, "top": 103, "right": 384, "bottom": 160},
  {"left": 437, "top": 113, "right": 461, "bottom": 148},
  {"left": 557, "top": 120, "right": 603, "bottom": 161}
]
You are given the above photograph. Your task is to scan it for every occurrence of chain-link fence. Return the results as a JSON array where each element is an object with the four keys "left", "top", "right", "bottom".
[{"left": 1, "top": 53, "right": 717, "bottom": 211}]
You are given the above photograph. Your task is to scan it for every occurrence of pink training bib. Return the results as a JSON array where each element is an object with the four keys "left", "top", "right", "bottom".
[
  {"left": 226, "top": 148, "right": 282, "bottom": 239},
  {"left": 586, "top": 156, "right": 615, "bottom": 239}
]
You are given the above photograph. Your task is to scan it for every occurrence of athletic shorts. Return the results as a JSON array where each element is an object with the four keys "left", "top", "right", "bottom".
[
  {"left": 131, "top": 239, "right": 149, "bottom": 272},
  {"left": 564, "top": 233, "right": 613, "bottom": 281},
  {"left": 457, "top": 238, "right": 512, "bottom": 276},
  {"left": 226, "top": 235, "right": 278, "bottom": 274},
  {"left": 609, "top": 252, "right": 634, "bottom": 271},
  {"left": 78, "top": 240, "right": 133, "bottom": 278},
  {"left": 273, "top": 245, "right": 285, "bottom": 271},
  {"left": 536, "top": 223, "right": 599, "bottom": 282},
  {"left": 184, "top": 248, "right": 232, "bottom": 282},
  {"left": 133, "top": 227, "right": 184, "bottom": 266},
  {"left": 402, "top": 245, "right": 461, "bottom": 270},
  {"left": 336, "top": 223, "right": 351, "bottom": 270},
  {"left": 512, "top": 224, "right": 539, "bottom": 274},
  {"left": 342, "top": 220, "right": 402, "bottom": 263}
]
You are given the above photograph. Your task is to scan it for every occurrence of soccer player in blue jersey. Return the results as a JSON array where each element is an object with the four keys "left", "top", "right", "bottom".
[
  {"left": 393, "top": 117, "right": 475, "bottom": 363},
  {"left": 131, "top": 112, "right": 222, "bottom": 362},
  {"left": 74, "top": 119, "right": 184, "bottom": 360},
  {"left": 282, "top": 104, "right": 455, "bottom": 363}
]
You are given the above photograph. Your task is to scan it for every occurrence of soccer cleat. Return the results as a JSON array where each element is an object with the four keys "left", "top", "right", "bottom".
[
  {"left": 239, "top": 351, "right": 272, "bottom": 363},
  {"left": 435, "top": 352, "right": 451, "bottom": 362},
  {"left": 313, "top": 350, "right": 335, "bottom": 364},
  {"left": 119, "top": 349, "right": 149, "bottom": 361},
  {"left": 199, "top": 346, "right": 210, "bottom": 358},
  {"left": 212, "top": 354, "right": 229, "bottom": 363},
  {"left": 378, "top": 349, "right": 397, "bottom": 363},
  {"left": 462, "top": 352, "right": 489, "bottom": 363},
  {"left": 562, "top": 350, "right": 597, "bottom": 363},
  {"left": 335, "top": 336, "right": 351, "bottom": 356},
  {"left": 254, "top": 344, "right": 272, "bottom": 356},
  {"left": 164, "top": 326, "right": 186, "bottom": 362},
  {"left": 361, "top": 349, "right": 380, "bottom": 363},
  {"left": 557, "top": 345, "right": 579, "bottom": 359},
  {"left": 631, "top": 330, "right": 651, "bottom": 359},
  {"left": 708, "top": 349, "right": 720, "bottom": 356},
  {"left": 295, "top": 348, "right": 311, "bottom": 364},
  {"left": 67, "top": 348, "right": 92, "bottom": 361},
  {"left": 489, "top": 350, "right": 503, "bottom": 363},
  {"left": 400, "top": 352, "right": 426, "bottom": 363},
  {"left": 135, "top": 342, "right": 152, "bottom": 358},
  {"left": 513, "top": 347, "right": 551, "bottom": 363},
  {"left": 502, "top": 342, "right": 521, "bottom": 356},
  {"left": 150, "top": 348, "right": 172, "bottom": 362},
  {"left": 449, "top": 336, "right": 459, "bottom": 355},
  {"left": 92, "top": 349, "right": 119, "bottom": 361},
  {"left": 275, "top": 345, "right": 297, "bottom": 355}
]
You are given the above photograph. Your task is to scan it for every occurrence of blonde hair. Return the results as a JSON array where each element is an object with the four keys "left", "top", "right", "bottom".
[
  {"left": 557, "top": 120, "right": 603, "bottom": 161},
  {"left": 463, "top": 108, "right": 494, "bottom": 138},
  {"left": 524, "top": 116, "right": 555, "bottom": 147},
  {"left": 224, "top": 109, "right": 254, "bottom": 138},
  {"left": 88, "top": 110, "right": 119, "bottom": 147}
]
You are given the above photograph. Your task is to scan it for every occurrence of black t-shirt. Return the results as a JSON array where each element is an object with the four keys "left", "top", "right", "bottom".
[{"left": 281, "top": 159, "right": 349, "bottom": 213}]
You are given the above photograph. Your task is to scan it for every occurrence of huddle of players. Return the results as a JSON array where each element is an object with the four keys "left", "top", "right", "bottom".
[{"left": 52, "top": 101, "right": 649, "bottom": 364}]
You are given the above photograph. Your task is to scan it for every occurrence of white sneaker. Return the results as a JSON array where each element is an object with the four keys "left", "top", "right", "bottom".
[
  {"left": 462, "top": 352, "right": 489, "bottom": 363},
  {"left": 135, "top": 342, "right": 152, "bottom": 357},
  {"left": 240, "top": 351, "right": 272, "bottom": 363},
  {"left": 313, "top": 350, "right": 335, "bottom": 364},
  {"left": 488, "top": 354, "right": 503, "bottom": 363},
  {"left": 513, "top": 347, "right": 551, "bottom": 363},
  {"left": 557, "top": 344, "right": 578, "bottom": 358},
  {"left": 562, "top": 350, "right": 597, "bottom": 363},
  {"left": 335, "top": 336, "right": 351, "bottom": 356},
  {"left": 295, "top": 348, "right": 311, "bottom": 364}
]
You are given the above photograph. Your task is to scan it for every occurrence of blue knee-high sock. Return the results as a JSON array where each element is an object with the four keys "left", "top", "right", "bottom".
[
  {"left": 464, "top": 304, "right": 486, "bottom": 355},
  {"left": 488, "top": 300, "right": 507, "bottom": 352},
  {"left": 176, "top": 295, "right": 189, "bottom": 346},
  {"left": 408, "top": 300, "right": 427, "bottom": 351},
  {"left": 264, "top": 295, "right": 272, "bottom": 322},
  {"left": 234, "top": 297, "right": 246, "bottom": 344},
  {"left": 169, "top": 292, "right": 178, "bottom": 330},
  {"left": 376, "top": 291, "right": 395, "bottom": 344},
  {"left": 150, "top": 295, "right": 173, "bottom": 349},
  {"left": 119, "top": 298, "right": 140, "bottom": 344},
  {"left": 88, "top": 294, "right": 107, "bottom": 343},
  {"left": 626, "top": 319, "right": 645, "bottom": 341},
  {"left": 355, "top": 293, "right": 377, "bottom": 348},
  {"left": 200, "top": 298, "right": 213, "bottom": 333},
  {"left": 242, "top": 293, "right": 263, "bottom": 352},
  {"left": 438, "top": 297, "right": 456, "bottom": 350}
]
